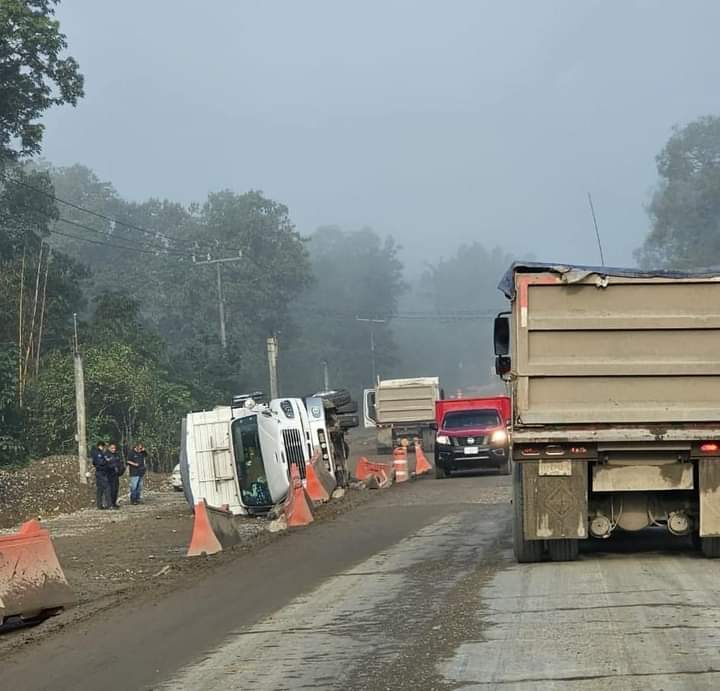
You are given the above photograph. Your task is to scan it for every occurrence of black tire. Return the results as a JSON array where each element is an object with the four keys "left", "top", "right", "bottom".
[
  {"left": 547, "top": 539, "right": 579, "bottom": 562},
  {"left": 435, "top": 462, "right": 447, "bottom": 479},
  {"left": 314, "top": 389, "right": 351, "bottom": 407},
  {"left": 343, "top": 439, "right": 350, "bottom": 458},
  {"left": 421, "top": 428, "right": 435, "bottom": 454},
  {"left": 701, "top": 536, "right": 720, "bottom": 558},
  {"left": 335, "top": 466, "right": 348, "bottom": 488},
  {"left": 336, "top": 400, "right": 358, "bottom": 414},
  {"left": 498, "top": 455, "right": 511, "bottom": 475},
  {"left": 337, "top": 413, "right": 359, "bottom": 430},
  {"left": 512, "top": 463, "right": 543, "bottom": 563}
]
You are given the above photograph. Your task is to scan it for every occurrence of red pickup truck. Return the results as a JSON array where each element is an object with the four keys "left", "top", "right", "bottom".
[{"left": 434, "top": 397, "right": 511, "bottom": 478}]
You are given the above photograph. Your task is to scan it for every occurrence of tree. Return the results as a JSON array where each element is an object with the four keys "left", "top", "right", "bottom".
[
  {"left": 282, "top": 226, "right": 406, "bottom": 395},
  {"left": 636, "top": 116, "right": 720, "bottom": 269},
  {"left": 0, "top": 0, "right": 84, "bottom": 162},
  {"left": 394, "top": 243, "right": 512, "bottom": 391},
  {"left": 26, "top": 292, "right": 192, "bottom": 470}
]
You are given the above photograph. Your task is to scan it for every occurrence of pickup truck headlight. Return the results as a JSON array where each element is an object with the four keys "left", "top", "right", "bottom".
[
  {"left": 436, "top": 434, "right": 451, "bottom": 445},
  {"left": 491, "top": 429, "right": 508, "bottom": 444}
]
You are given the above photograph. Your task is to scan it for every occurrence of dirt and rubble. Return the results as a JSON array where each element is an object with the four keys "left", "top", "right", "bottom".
[
  {"left": 0, "top": 436, "right": 382, "bottom": 657},
  {"left": 0, "top": 455, "right": 171, "bottom": 530}
]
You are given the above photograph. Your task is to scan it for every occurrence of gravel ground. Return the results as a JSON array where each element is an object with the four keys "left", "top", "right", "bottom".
[{"left": 0, "top": 433, "right": 380, "bottom": 657}]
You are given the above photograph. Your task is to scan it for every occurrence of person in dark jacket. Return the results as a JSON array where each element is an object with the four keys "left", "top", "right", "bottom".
[
  {"left": 127, "top": 442, "right": 147, "bottom": 504},
  {"left": 91, "top": 441, "right": 111, "bottom": 509},
  {"left": 105, "top": 442, "right": 125, "bottom": 509}
]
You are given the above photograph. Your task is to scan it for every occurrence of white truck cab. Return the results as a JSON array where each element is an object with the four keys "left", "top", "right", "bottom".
[{"left": 180, "top": 394, "right": 341, "bottom": 515}]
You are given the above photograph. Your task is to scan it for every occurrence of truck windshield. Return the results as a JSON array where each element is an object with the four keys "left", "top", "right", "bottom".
[
  {"left": 443, "top": 410, "right": 501, "bottom": 429},
  {"left": 231, "top": 415, "right": 272, "bottom": 507}
]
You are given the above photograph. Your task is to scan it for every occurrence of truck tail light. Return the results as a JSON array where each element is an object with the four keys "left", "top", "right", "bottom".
[
  {"left": 570, "top": 446, "right": 588, "bottom": 455},
  {"left": 700, "top": 442, "right": 720, "bottom": 453},
  {"left": 520, "top": 447, "right": 540, "bottom": 457}
]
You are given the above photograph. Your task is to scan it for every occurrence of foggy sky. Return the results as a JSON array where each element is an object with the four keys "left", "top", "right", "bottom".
[{"left": 42, "top": 0, "right": 720, "bottom": 269}]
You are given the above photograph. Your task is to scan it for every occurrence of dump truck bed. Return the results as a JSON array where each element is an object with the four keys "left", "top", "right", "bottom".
[{"left": 501, "top": 264, "right": 720, "bottom": 426}]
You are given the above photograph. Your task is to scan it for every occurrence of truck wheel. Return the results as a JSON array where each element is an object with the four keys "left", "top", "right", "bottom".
[
  {"left": 421, "top": 429, "right": 435, "bottom": 454},
  {"left": 435, "top": 462, "right": 448, "bottom": 479},
  {"left": 513, "top": 463, "right": 543, "bottom": 563},
  {"left": 498, "top": 455, "right": 511, "bottom": 475},
  {"left": 336, "top": 400, "right": 358, "bottom": 414},
  {"left": 547, "top": 539, "right": 579, "bottom": 562},
  {"left": 701, "top": 537, "right": 720, "bottom": 558}
]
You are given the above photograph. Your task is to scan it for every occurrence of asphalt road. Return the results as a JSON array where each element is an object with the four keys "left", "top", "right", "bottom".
[{"left": 4, "top": 469, "right": 720, "bottom": 690}]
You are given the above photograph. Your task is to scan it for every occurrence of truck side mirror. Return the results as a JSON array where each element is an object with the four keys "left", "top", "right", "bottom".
[
  {"left": 495, "top": 355, "right": 511, "bottom": 376},
  {"left": 494, "top": 316, "right": 510, "bottom": 356}
]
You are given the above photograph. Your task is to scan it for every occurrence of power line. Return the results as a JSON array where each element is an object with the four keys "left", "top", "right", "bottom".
[
  {"left": 2, "top": 173, "right": 246, "bottom": 255},
  {"left": 52, "top": 214, "right": 192, "bottom": 256},
  {"left": 48, "top": 227, "right": 191, "bottom": 257}
]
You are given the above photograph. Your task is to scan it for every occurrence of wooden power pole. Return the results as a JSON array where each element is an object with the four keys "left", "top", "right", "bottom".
[
  {"left": 73, "top": 313, "right": 88, "bottom": 484},
  {"left": 266, "top": 335, "right": 279, "bottom": 399}
]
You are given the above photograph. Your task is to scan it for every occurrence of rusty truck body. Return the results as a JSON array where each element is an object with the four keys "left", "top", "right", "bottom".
[{"left": 494, "top": 262, "right": 720, "bottom": 562}]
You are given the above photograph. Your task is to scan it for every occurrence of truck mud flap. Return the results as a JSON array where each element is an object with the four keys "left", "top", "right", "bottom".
[
  {"left": 522, "top": 461, "right": 588, "bottom": 540},
  {"left": 0, "top": 520, "right": 74, "bottom": 627},
  {"left": 699, "top": 459, "right": 720, "bottom": 537}
]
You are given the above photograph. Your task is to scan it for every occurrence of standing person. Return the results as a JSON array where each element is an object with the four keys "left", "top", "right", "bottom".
[
  {"left": 127, "top": 442, "right": 147, "bottom": 504},
  {"left": 91, "top": 441, "right": 111, "bottom": 509},
  {"left": 105, "top": 442, "right": 125, "bottom": 509}
]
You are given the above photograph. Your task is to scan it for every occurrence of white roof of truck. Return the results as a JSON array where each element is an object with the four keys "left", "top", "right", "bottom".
[{"left": 379, "top": 377, "right": 439, "bottom": 388}]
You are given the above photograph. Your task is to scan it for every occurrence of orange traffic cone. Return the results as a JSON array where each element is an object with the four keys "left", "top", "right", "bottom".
[
  {"left": 305, "top": 458, "right": 330, "bottom": 504},
  {"left": 287, "top": 463, "right": 314, "bottom": 527},
  {"left": 393, "top": 447, "right": 409, "bottom": 483},
  {"left": 187, "top": 500, "right": 223, "bottom": 556},
  {"left": 414, "top": 443, "right": 433, "bottom": 476}
]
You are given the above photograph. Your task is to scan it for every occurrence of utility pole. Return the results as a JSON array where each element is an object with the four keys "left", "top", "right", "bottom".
[
  {"left": 73, "top": 313, "right": 88, "bottom": 484},
  {"left": 356, "top": 317, "right": 386, "bottom": 385},
  {"left": 321, "top": 360, "right": 330, "bottom": 391},
  {"left": 267, "top": 335, "right": 279, "bottom": 399},
  {"left": 192, "top": 254, "right": 243, "bottom": 350}
]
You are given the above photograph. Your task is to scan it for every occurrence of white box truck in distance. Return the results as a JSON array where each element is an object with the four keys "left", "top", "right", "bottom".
[
  {"left": 495, "top": 262, "right": 720, "bottom": 562},
  {"left": 364, "top": 377, "right": 441, "bottom": 453}
]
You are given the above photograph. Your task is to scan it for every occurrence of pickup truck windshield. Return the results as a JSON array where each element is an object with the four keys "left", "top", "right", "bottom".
[
  {"left": 231, "top": 415, "right": 272, "bottom": 507},
  {"left": 443, "top": 410, "right": 500, "bottom": 429}
]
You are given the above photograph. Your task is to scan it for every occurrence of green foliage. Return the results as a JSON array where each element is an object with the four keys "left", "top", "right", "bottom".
[
  {"left": 0, "top": 344, "right": 25, "bottom": 465},
  {"left": 281, "top": 226, "right": 406, "bottom": 395},
  {"left": 26, "top": 294, "right": 192, "bottom": 470},
  {"left": 636, "top": 116, "right": 720, "bottom": 269},
  {"left": 394, "top": 243, "right": 511, "bottom": 391},
  {"left": 0, "top": 0, "right": 84, "bottom": 160}
]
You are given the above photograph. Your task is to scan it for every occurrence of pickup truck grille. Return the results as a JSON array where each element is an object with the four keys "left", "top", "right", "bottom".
[
  {"left": 282, "top": 429, "right": 306, "bottom": 478},
  {"left": 451, "top": 436, "right": 488, "bottom": 446}
]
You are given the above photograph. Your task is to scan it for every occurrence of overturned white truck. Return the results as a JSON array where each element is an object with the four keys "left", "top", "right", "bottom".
[{"left": 179, "top": 394, "right": 353, "bottom": 514}]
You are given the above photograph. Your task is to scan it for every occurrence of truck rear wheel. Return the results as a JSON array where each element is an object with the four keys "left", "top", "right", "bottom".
[
  {"left": 498, "top": 455, "right": 511, "bottom": 475},
  {"left": 701, "top": 537, "right": 720, "bottom": 558},
  {"left": 513, "top": 463, "right": 543, "bottom": 563},
  {"left": 421, "top": 428, "right": 435, "bottom": 454},
  {"left": 435, "top": 462, "right": 448, "bottom": 479},
  {"left": 547, "top": 539, "right": 579, "bottom": 562}
]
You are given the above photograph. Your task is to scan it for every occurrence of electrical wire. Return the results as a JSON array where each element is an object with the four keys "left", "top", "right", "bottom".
[{"left": 2, "top": 172, "right": 246, "bottom": 255}]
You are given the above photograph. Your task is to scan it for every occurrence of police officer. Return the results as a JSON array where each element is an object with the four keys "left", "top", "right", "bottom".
[
  {"left": 91, "top": 441, "right": 111, "bottom": 509},
  {"left": 105, "top": 442, "right": 125, "bottom": 509}
]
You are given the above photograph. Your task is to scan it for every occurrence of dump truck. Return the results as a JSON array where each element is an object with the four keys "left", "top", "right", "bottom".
[
  {"left": 363, "top": 377, "right": 441, "bottom": 453},
  {"left": 495, "top": 262, "right": 720, "bottom": 562}
]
